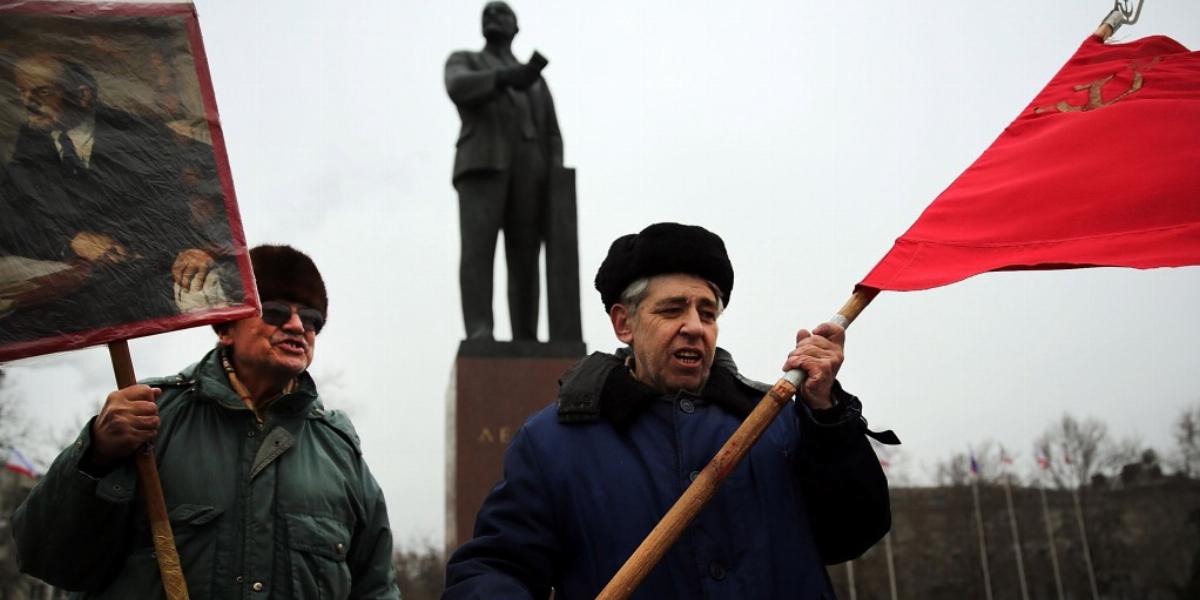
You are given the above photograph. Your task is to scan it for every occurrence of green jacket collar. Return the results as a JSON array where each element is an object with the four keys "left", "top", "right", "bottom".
[{"left": 186, "top": 346, "right": 320, "bottom": 417}]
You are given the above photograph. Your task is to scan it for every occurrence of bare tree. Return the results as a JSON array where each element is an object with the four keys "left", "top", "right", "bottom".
[
  {"left": 393, "top": 538, "right": 445, "bottom": 600},
  {"left": 1031, "top": 413, "right": 1139, "bottom": 488},
  {"left": 1105, "top": 434, "right": 1149, "bottom": 472},
  {"left": 933, "top": 451, "right": 972, "bottom": 487},
  {"left": 1169, "top": 403, "right": 1200, "bottom": 477},
  {"left": 873, "top": 440, "right": 913, "bottom": 486},
  {"left": 932, "top": 439, "right": 1010, "bottom": 486},
  {"left": 0, "top": 370, "right": 72, "bottom": 598},
  {"left": 0, "top": 369, "right": 86, "bottom": 472},
  {"left": 33, "top": 410, "right": 92, "bottom": 463},
  {"left": 0, "top": 369, "right": 31, "bottom": 450}
]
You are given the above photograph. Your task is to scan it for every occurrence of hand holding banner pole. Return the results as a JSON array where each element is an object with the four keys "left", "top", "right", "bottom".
[
  {"left": 108, "top": 341, "right": 190, "bottom": 600},
  {"left": 596, "top": 288, "right": 878, "bottom": 600}
]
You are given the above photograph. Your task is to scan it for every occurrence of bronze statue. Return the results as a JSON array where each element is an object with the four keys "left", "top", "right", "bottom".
[{"left": 446, "top": 1, "right": 579, "bottom": 342}]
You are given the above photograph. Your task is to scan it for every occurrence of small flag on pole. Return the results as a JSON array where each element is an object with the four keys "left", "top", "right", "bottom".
[
  {"left": 970, "top": 452, "right": 980, "bottom": 477},
  {"left": 1036, "top": 452, "right": 1050, "bottom": 470},
  {"left": 4, "top": 447, "right": 38, "bottom": 479}
]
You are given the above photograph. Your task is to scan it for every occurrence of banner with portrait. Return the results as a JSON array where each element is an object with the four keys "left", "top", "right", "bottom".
[{"left": 0, "top": 0, "right": 257, "bottom": 362}]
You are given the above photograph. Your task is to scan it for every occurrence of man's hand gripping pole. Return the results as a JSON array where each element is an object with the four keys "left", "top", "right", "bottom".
[{"left": 108, "top": 341, "right": 190, "bottom": 600}]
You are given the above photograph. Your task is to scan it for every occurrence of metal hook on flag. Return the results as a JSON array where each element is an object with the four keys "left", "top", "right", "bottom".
[{"left": 1098, "top": 0, "right": 1145, "bottom": 39}]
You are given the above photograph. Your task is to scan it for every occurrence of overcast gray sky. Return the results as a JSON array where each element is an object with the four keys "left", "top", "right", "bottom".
[{"left": 4, "top": 0, "right": 1199, "bottom": 547}]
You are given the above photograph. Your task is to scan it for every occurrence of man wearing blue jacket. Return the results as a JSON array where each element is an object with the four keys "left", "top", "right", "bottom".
[{"left": 444, "top": 222, "right": 895, "bottom": 599}]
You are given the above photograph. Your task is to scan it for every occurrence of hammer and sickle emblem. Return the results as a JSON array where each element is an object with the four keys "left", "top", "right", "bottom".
[{"left": 1035, "top": 58, "right": 1159, "bottom": 114}]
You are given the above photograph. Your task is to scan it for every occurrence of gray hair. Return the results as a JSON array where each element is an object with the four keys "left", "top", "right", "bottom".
[{"left": 618, "top": 275, "right": 725, "bottom": 318}]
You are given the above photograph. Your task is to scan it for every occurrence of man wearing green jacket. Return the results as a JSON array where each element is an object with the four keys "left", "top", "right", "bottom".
[{"left": 13, "top": 245, "right": 399, "bottom": 599}]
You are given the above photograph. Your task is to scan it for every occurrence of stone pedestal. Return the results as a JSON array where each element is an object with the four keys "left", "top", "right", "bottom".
[{"left": 446, "top": 339, "right": 586, "bottom": 551}]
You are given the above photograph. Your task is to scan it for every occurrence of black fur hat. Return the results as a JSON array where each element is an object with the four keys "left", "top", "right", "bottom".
[
  {"left": 594, "top": 223, "right": 733, "bottom": 313},
  {"left": 250, "top": 245, "right": 328, "bottom": 317}
]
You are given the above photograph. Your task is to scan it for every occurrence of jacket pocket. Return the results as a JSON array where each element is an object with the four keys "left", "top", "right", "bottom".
[
  {"left": 97, "top": 504, "right": 222, "bottom": 599},
  {"left": 170, "top": 503, "right": 222, "bottom": 526},
  {"left": 285, "top": 512, "right": 352, "bottom": 600}
]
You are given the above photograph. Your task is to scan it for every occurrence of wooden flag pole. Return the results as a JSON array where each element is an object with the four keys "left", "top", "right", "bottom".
[
  {"left": 596, "top": 288, "right": 878, "bottom": 600},
  {"left": 108, "top": 341, "right": 191, "bottom": 600}
]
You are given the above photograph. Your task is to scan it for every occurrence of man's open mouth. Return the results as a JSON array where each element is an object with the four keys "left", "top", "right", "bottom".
[
  {"left": 277, "top": 339, "right": 306, "bottom": 353},
  {"left": 674, "top": 349, "right": 702, "bottom": 366}
]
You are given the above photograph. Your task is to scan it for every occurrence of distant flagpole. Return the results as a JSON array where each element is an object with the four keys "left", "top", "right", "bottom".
[
  {"left": 1036, "top": 452, "right": 1066, "bottom": 600},
  {"left": 884, "top": 533, "right": 899, "bottom": 600},
  {"left": 970, "top": 449, "right": 994, "bottom": 600},
  {"left": 1001, "top": 470, "right": 1031, "bottom": 600},
  {"left": 845, "top": 561, "right": 857, "bottom": 600},
  {"left": 1072, "top": 484, "right": 1101, "bottom": 600},
  {"left": 877, "top": 454, "right": 897, "bottom": 600}
]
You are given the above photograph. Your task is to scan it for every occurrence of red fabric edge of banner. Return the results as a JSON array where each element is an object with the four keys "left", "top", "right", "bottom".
[
  {"left": 0, "top": 1, "right": 193, "bottom": 16},
  {"left": 0, "top": 303, "right": 259, "bottom": 363},
  {"left": 184, "top": 5, "right": 260, "bottom": 315},
  {"left": 859, "top": 221, "right": 1200, "bottom": 292}
]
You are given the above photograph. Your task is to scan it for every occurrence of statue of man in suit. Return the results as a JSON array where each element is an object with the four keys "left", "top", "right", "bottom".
[{"left": 445, "top": 1, "right": 563, "bottom": 341}]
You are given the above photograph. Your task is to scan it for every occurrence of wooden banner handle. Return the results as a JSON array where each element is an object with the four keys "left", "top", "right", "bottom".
[
  {"left": 596, "top": 288, "right": 878, "bottom": 600},
  {"left": 108, "top": 341, "right": 191, "bottom": 600}
]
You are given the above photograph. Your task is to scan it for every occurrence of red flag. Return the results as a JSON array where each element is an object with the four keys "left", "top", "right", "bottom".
[{"left": 860, "top": 35, "right": 1200, "bottom": 292}]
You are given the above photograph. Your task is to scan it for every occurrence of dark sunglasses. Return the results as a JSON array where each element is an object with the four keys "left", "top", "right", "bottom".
[{"left": 260, "top": 301, "right": 325, "bottom": 334}]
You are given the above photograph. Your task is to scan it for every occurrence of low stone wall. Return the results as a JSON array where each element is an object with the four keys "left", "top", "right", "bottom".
[{"left": 832, "top": 477, "right": 1200, "bottom": 600}]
